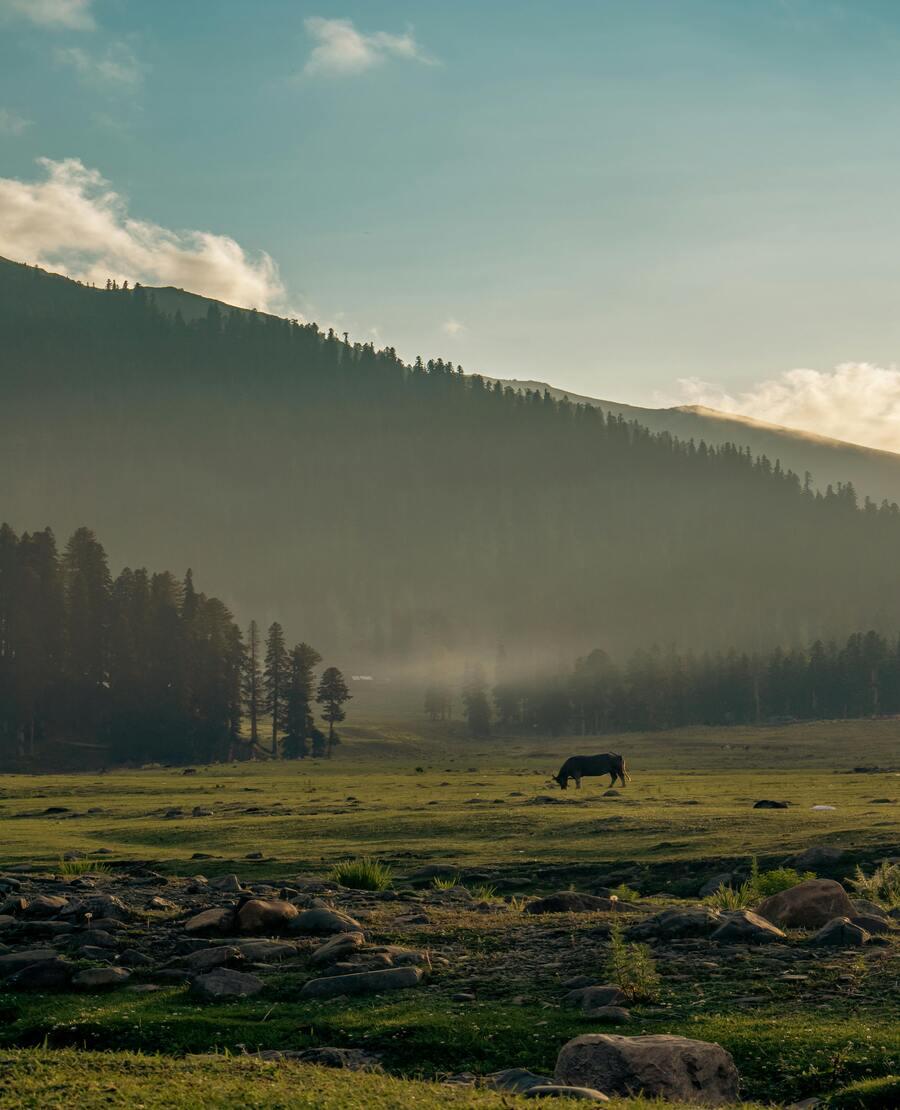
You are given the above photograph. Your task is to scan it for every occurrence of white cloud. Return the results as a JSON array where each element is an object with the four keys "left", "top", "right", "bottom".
[
  {"left": 670, "top": 362, "right": 900, "bottom": 453},
  {"left": 303, "top": 16, "right": 433, "bottom": 76},
  {"left": 0, "top": 158, "right": 288, "bottom": 312},
  {"left": 55, "top": 42, "right": 145, "bottom": 88},
  {"left": 0, "top": 0, "right": 95, "bottom": 30},
  {"left": 0, "top": 107, "right": 31, "bottom": 135},
  {"left": 441, "top": 317, "right": 466, "bottom": 337}
]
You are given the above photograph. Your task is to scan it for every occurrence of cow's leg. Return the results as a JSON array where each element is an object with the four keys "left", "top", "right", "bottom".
[
  {"left": 609, "top": 773, "right": 616, "bottom": 787},
  {"left": 575, "top": 775, "right": 582, "bottom": 789}
]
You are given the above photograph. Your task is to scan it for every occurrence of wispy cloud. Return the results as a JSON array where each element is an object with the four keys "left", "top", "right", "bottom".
[
  {"left": 0, "top": 158, "right": 288, "bottom": 313},
  {"left": 303, "top": 16, "right": 434, "bottom": 77},
  {"left": 55, "top": 42, "right": 145, "bottom": 89},
  {"left": 0, "top": 0, "right": 95, "bottom": 30},
  {"left": 0, "top": 107, "right": 31, "bottom": 136},
  {"left": 669, "top": 362, "right": 900, "bottom": 453},
  {"left": 441, "top": 317, "right": 466, "bottom": 337}
]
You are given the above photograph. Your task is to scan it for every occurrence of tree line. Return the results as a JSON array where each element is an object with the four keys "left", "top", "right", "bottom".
[
  {"left": 0, "top": 523, "right": 350, "bottom": 767},
  {"left": 442, "top": 629, "right": 900, "bottom": 736}
]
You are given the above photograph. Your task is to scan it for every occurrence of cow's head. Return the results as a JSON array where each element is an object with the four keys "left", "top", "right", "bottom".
[{"left": 553, "top": 771, "right": 568, "bottom": 790}]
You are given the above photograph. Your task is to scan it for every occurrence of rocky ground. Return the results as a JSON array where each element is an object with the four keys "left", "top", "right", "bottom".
[{"left": 0, "top": 854, "right": 898, "bottom": 1106}]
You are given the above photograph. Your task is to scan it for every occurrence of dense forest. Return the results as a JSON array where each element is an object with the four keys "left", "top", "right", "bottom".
[
  {"left": 441, "top": 630, "right": 900, "bottom": 737},
  {"left": 4, "top": 256, "right": 900, "bottom": 669},
  {"left": 0, "top": 523, "right": 349, "bottom": 767}
]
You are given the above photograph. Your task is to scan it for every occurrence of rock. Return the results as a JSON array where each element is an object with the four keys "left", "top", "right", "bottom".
[
  {"left": 236, "top": 940, "right": 297, "bottom": 962},
  {"left": 118, "top": 948, "right": 154, "bottom": 968},
  {"left": 710, "top": 910, "right": 786, "bottom": 944},
  {"left": 254, "top": 1047, "right": 381, "bottom": 1071},
  {"left": 524, "top": 1087, "right": 609, "bottom": 1101},
  {"left": 783, "top": 846, "right": 845, "bottom": 872},
  {"left": 853, "top": 899, "right": 888, "bottom": 919},
  {"left": 190, "top": 967, "right": 264, "bottom": 1000},
  {"left": 753, "top": 799, "right": 789, "bottom": 809},
  {"left": 236, "top": 898, "right": 299, "bottom": 934},
  {"left": 147, "top": 896, "right": 177, "bottom": 911},
  {"left": 484, "top": 1068, "right": 556, "bottom": 1093},
  {"left": 525, "top": 892, "right": 616, "bottom": 915},
  {"left": 181, "top": 945, "right": 243, "bottom": 972},
  {"left": 404, "top": 864, "right": 459, "bottom": 883},
  {"left": 23, "top": 895, "right": 69, "bottom": 918},
  {"left": 310, "top": 931, "right": 366, "bottom": 966},
  {"left": 73, "top": 966, "right": 131, "bottom": 990},
  {"left": 7, "top": 958, "right": 73, "bottom": 990},
  {"left": 555, "top": 1034, "right": 740, "bottom": 1106},
  {"left": 757, "top": 879, "right": 855, "bottom": 929},
  {"left": 583, "top": 1006, "right": 631, "bottom": 1023},
  {"left": 290, "top": 907, "right": 362, "bottom": 935},
  {"left": 184, "top": 907, "right": 235, "bottom": 935},
  {"left": 0, "top": 948, "right": 59, "bottom": 977},
  {"left": 850, "top": 914, "right": 892, "bottom": 935},
  {"left": 563, "top": 984, "right": 625, "bottom": 1011},
  {"left": 699, "top": 874, "right": 733, "bottom": 897},
  {"left": 603, "top": 789, "right": 621, "bottom": 797},
  {"left": 69, "top": 894, "right": 132, "bottom": 921},
  {"left": 809, "top": 917, "right": 870, "bottom": 947},
  {"left": 627, "top": 907, "right": 722, "bottom": 940},
  {"left": 208, "top": 874, "right": 243, "bottom": 892},
  {"left": 300, "top": 965, "right": 423, "bottom": 999}
]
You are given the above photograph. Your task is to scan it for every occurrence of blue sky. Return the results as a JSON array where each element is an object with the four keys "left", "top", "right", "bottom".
[{"left": 4, "top": 0, "right": 900, "bottom": 441}]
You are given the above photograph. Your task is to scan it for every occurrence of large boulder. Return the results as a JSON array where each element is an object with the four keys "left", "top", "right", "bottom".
[
  {"left": 181, "top": 945, "right": 243, "bottom": 972},
  {"left": 809, "top": 917, "right": 869, "bottom": 947},
  {"left": 290, "top": 907, "right": 362, "bottom": 935},
  {"left": 555, "top": 1034, "right": 739, "bottom": 1106},
  {"left": 525, "top": 893, "right": 617, "bottom": 915},
  {"left": 0, "top": 948, "right": 59, "bottom": 977},
  {"left": 300, "top": 965, "right": 423, "bottom": 999},
  {"left": 23, "top": 895, "right": 69, "bottom": 918},
  {"left": 190, "top": 967, "right": 264, "bottom": 1000},
  {"left": 783, "top": 846, "right": 845, "bottom": 872},
  {"left": 236, "top": 940, "right": 297, "bottom": 962},
  {"left": 6, "top": 958, "right": 73, "bottom": 990},
  {"left": 756, "top": 879, "right": 855, "bottom": 929},
  {"left": 236, "top": 898, "right": 299, "bottom": 934},
  {"left": 710, "top": 910, "right": 786, "bottom": 944}
]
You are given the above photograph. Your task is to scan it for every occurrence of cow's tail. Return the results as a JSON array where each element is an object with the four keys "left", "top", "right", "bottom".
[{"left": 618, "top": 755, "right": 631, "bottom": 782}]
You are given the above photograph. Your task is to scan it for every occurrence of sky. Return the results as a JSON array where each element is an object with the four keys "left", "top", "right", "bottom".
[{"left": 5, "top": 0, "right": 900, "bottom": 448}]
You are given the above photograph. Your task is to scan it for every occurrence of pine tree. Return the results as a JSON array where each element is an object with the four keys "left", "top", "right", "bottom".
[
  {"left": 282, "top": 642, "right": 321, "bottom": 759},
  {"left": 462, "top": 663, "right": 491, "bottom": 738},
  {"left": 315, "top": 666, "right": 351, "bottom": 756},
  {"left": 242, "top": 620, "right": 262, "bottom": 751},
  {"left": 263, "top": 621, "right": 288, "bottom": 756}
]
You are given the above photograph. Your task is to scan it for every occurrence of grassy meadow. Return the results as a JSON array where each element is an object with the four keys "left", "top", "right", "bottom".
[{"left": 0, "top": 711, "right": 898, "bottom": 1107}]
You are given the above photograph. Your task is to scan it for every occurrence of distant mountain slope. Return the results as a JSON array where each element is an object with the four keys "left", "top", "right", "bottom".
[
  {"left": 491, "top": 378, "right": 900, "bottom": 506},
  {"left": 4, "top": 254, "right": 900, "bottom": 669}
]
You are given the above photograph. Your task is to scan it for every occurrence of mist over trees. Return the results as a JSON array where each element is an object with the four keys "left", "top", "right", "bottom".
[
  {"left": 5, "top": 257, "right": 900, "bottom": 670},
  {"left": 498, "top": 631, "right": 900, "bottom": 735},
  {"left": 0, "top": 522, "right": 347, "bottom": 768}
]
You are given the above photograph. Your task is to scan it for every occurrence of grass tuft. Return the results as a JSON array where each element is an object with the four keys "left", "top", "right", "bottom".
[
  {"left": 329, "top": 856, "right": 393, "bottom": 891},
  {"left": 849, "top": 861, "right": 900, "bottom": 908},
  {"left": 57, "top": 858, "right": 112, "bottom": 877}
]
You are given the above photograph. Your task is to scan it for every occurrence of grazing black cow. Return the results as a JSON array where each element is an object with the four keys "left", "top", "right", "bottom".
[{"left": 554, "top": 752, "right": 630, "bottom": 790}]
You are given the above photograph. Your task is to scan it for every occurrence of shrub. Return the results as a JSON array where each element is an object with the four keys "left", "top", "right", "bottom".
[
  {"left": 432, "top": 875, "right": 461, "bottom": 890},
  {"left": 610, "top": 883, "right": 640, "bottom": 901},
  {"left": 605, "top": 920, "right": 661, "bottom": 1002},
  {"left": 329, "top": 857, "right": 393, "bottom": 891},
  {"left": 706, "top": 858, "right": 814, "bottom": 908},
  {"left": 752, "top": 866, "right": 815, "bottom": 897},
  {"left": 849, "top": 861, "right": 900, "bottom": 908},
  {"left": 708, "top": 882, "right": 754, "bottom": 909}
]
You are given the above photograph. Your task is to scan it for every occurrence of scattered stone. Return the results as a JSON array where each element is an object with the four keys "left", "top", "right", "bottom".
[
  {"left": 190, "top": 967, "right": 264, "bottom": 1000},
  {"left": 524, "top": 1086, "right": 609, "bottom": 1101},
  {"left": 627, "top": 907, "right": 722, "bottom": 940},
  {"left": 853, "top": 899, "right": 888, "bottom": 919},
  {"left": 254, "top": 1047, "right": 381, "bottom": 1071},
  {"left": 563, "top": 985, "right": 625, "bottom": 1011},
  {"left": 0, "top": 948, "right": 59, "bottom": 977},
  {"left": 300, "top": 965, "right": 423, "bottom": 999},
  {"left": 710, "top": 909, "right": 786, "bottom": 944},
  {"left": 483, "top": 1068, "right": 556, "bottom": 1093},
  {"left": 73, "top": 966, "right": 131, "bottom": 990},
  {"left": 290, "top": 907, "right": 362, "bottom": 935},
  {"left": 555, "top": 1034, "right": 740, "bottom": 1106},
  {"left": 310, "top": 931, "right": 366, "bottom": 966},
  {"left": 207, "top": 874, "right": 243, "bottom": 893},
  {"left": 850, "top": 914, "right": 892, "bottom": 935},
  {"left": 181, "top": 945, "right": 243, "bottom": 972},
  {"left": 184, "top": 907, "right": 235, "bottom": 935},
  {"left": 753, "top": 800, "right": 789, "bottom": 809},
  {"left": 757, "top": 879, "right": 855, "bottom": 929},
  {"left": 236, "top": 898, "right": 299, "bottom": 934},
  {"left": 23, "top": 895, "right": 69, "bottom": 918},
  {"left": 809, "top": 917, "right": 870, "bottom": 947},
  {"left": 236, "top": 940, "right": 297, "bottom": 962},
  {"left": 784, "top": 846, "right": 845, "bottom": 871},
  {"left": 7, "top": 958, "right": 73, "bottom": 990},
  {"left": 583, "top": 1006, "right": 631, "bottom": 1023},
  {"left": 699, "top": 874, "right": 733, "bottom": 897},
  {"left": 525, "top": 892, "right": 617, "bottom": 915}
]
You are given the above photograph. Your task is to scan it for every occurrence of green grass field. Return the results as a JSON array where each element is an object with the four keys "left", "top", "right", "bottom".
[{"left": 0, "top": 715, "right": 898, "bottom": 1107}]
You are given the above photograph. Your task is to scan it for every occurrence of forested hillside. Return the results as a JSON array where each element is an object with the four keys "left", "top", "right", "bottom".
[{"left": 3, "top": 256, "right": 900, "bottom": 672}]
